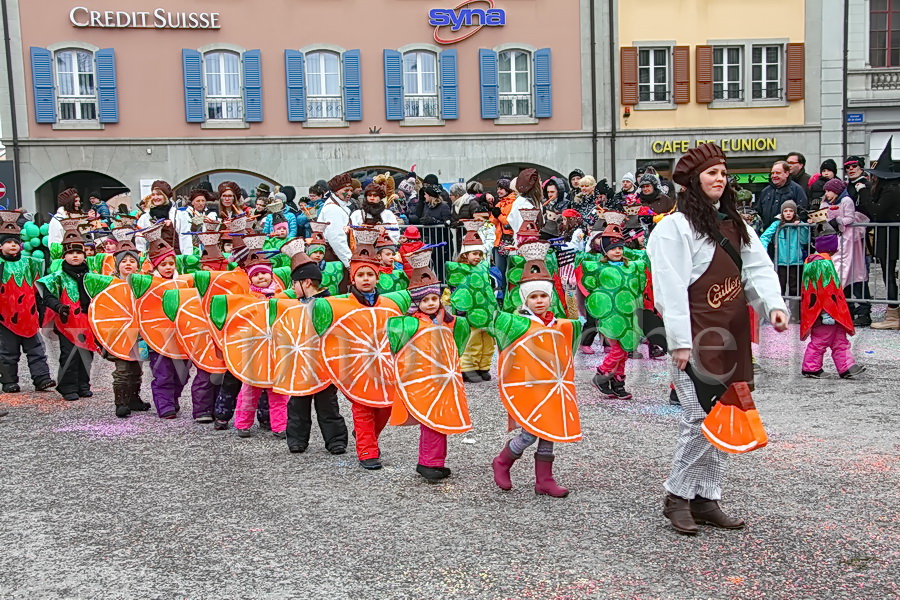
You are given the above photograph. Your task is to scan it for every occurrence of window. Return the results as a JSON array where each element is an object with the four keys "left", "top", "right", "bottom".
[
  {"left": 306, "top": 51, "right": 343, "bottom": 119},
  {"left": 402, "top": 51, "right": 438, "bottom": 118},
  {"left": 751, "top": 45, "right": 782, "bottom": 100},
  {"left": 499, "top": 50, "right": 531, "bottom": 116},
  {"left": 204, "top": 51, "right": 242, "bottom": 120},
  {"left": 713, "top": 47, "right": 743, "bottom": 100},
  {"left": 638, "top": 48, "right": 670, "bottom": 103},
  {"left": 870, "top": 0, "right": 900, "bottom": 67},
  {"left": 55, "top": 49, "right": 96, "bottom": 121}
]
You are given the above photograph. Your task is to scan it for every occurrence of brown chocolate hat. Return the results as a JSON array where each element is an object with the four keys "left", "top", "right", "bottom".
[
  {"left": 327, "top": 173, "right": 352, "bottom": 193},
  {"left": 59, "top": 218, "right": 86, "bottom": 252},
  {"left": 516, "top": 208, "right": 542, "bottom": 242},
  {"left": 141, "top": 222, "right": 175, "bottom": 267},
  {"left": 58, "top": 187, "right": 79, "bottom": 207},
  {"left": 349, "top": 226, "right": 381, "bottom": 278},
  {"left": 151, "top": 180, "right": 172, "bottom": 199},
  {"left": 672, "top": 143, "right": 727, "bottom": 187},
  {"left": 217, "top": 181, "right": 242, "bottom": 201},
  {"left": 0, "top": 210, "right": 21, "bottom": 236},
  {"left": 111, "top": 227, "right": 138, "bottom": 254},
  {"left": 517, "top": 241, "right": 553, "bottom": 283},
  {"left": 515, "top": 169, "right": 540, "bottom": 195}
]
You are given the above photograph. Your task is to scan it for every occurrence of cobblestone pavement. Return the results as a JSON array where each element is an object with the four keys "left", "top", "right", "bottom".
[{"left": 0, "top": 324, "right": 897, "bottom": 599}]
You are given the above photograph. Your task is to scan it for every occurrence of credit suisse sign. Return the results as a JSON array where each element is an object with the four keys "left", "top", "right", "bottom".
[
  {"left": 69, "top": 6, "right": 220, "bottom": 29},
  {"left": 429, "top": 0, "right": 506, "bottom": 45}
]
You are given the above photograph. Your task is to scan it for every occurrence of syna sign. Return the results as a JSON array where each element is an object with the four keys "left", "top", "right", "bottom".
[{"left": 430, "top": 0, "right": 505, "bottom": 45}]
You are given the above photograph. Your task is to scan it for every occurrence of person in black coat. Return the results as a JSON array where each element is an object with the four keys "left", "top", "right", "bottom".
[{"left": 417, "top": 184, "right": 451, "bottom": 225}]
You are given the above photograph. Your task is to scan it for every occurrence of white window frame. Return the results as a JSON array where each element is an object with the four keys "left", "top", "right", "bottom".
[
  {"left": 53, "top": 47, "right": 97, "bottom": 122},
  {"left": 707, "top": 39, "right": 790, "bottom": 109},
  {"left": 305, "top": 50, "right": 344, "bottom": 121},
  {"left": 751, "top": 44, "right": 784, "bottom": 101},
  {"left": 498, "top": 49, "right": 532, "bottom": 117},
  {"left": 398, "top": 43, "right": 444, "bottom": 126},
  {"left": 493, "top": 42, "right": 539, "bottom": 124},
  {"left": 637, "top": 46, "right": 672, "bottom": 106},
  {"left": 712, "top": 46, "right": 743, "bottom": 101},
  {"left": 202, "top": 49, "right": 243, "bottom": 122},
  {"left": 299, "top": 44, "right": 349, "bottom": 128},
  {"left": 402, "top": 51, "right": 439, "bottom": 118}
]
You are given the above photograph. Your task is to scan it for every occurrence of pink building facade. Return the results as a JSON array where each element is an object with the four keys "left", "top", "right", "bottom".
[{"left": 0, "top": 0, "right": 610, "bottom": 213}]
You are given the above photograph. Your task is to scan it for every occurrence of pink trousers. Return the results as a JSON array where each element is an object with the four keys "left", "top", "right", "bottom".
[
  {"left": 802, "top": 323, "right": 855, "bottom": 374},
  {"left": 599, "top": 339, "right": 628, "bottom": 377},
  {"left": 418, "top": 424, "right": 447, "bottom": 468},
  {"left": 235, "top": 384, "right": 288, "bottom": 433}
]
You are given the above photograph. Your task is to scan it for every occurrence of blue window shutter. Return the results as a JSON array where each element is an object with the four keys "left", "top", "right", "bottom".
[
  {"left": 439, "top": 49, "right": 458, "bottom": 120},
  {"left": 182, "top": 49, "right": 205, "bottom": 122},
  {"left": 243, "top": 49, "right": 263, "bottom": 122},
  {"left": 30, "top": 47, "right": 56, "bottom": 124},
  {"left": 95, "top": 48, "right": 119, "bottom": 123},
  {"left": 284, "top": 50, "right": 307, "bottom": 122},
  {"left": 384, "top": 49, "right": 403, "bottom": 121},
  {"left": 343, "top": 49, "right": 362, "bottom": 122},
  {"left": 533, "top": 48, "right": 553, "bottom": 118},
  {"left": 479, "top": 49, "right": 499, "bottom": 119}
]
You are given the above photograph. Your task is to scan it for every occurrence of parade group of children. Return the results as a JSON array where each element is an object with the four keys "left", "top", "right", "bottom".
[{"left": 0, "top": 172, "right": 868, "bottom": 492}]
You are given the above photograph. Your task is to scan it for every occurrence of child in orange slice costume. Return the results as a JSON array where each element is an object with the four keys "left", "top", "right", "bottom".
[
  {"left": 387, "top": 245, "right": 472, "bottom": 482},
  {"left": 488, "top": 240, "right": 582, "bottom": 498},
  {"left": 311, "top": 227, "right": 411, "bottom": 470}
]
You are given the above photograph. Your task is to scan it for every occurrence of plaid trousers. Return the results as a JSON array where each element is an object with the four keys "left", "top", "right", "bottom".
[{"left": 664, "top": 362, "right": 727, "bottom": 500}]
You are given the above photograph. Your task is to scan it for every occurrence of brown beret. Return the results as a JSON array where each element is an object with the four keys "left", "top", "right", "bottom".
[
  {"left": 57, "top": 187, "right": 79, "bottom": 207},
  {"left": 151, "top": 180, "right": 172, "bottom": 198},
  {"left": 364, "top": 183, "right": 386, "bottom": 199},
  {"left": 217, "top": 181, "right": 242, "bottom": 199},
  {"left": 189, "top": 188, "right": 217, "bottom": 203},
  {"left": 327, "top": 173, "right": 352, "bottom": 193},
  {"left": 672, "top": 143, "right": 727, "bottom": 187},
  {"left": 516, "top": 168, "right": 540, "bottom": 195}
]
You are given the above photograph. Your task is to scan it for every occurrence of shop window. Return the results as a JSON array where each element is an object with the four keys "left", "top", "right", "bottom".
[
  {"left": 55, "top": 49, "right": 97, "bottom": 121},
  {"left": 498, "top": 50, "right": 531, "bottom": 117},
  {"left": 638, "top": 47, "right": 670, "bottom": 103},
  {"left": 305, "top": 51, "right": 343, "bottom": 120},
  {"left": 203, "top": 50, "right": 243, "bottom": 120},
  {"left": 402, "top": 51, "right": 439, "bottom": 118},
  {"left": 751, "top": 45, "right": 782, "bottom": 100},
  {"left": 870, "top": 0, "right": 900, "bottom": 67},
  {"left": 713, "top": 47, "right": 743, "bottom": 101}
]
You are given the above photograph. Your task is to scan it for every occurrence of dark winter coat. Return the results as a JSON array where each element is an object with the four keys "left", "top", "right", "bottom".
[
  {"left": 418, "top": 200, "right": 451, "bottom": 226},
  {"left": 757, "top": 180, "right": 808, "bottom": 228},
  {"left": 857, "top": 180, "right": 900, "bottom": 262},
  {"left": 790, "top": 169, "right": 811, "bottom": 200}
]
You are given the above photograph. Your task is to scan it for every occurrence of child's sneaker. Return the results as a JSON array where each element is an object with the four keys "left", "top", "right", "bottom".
[
  {"left": 611, "top": 377, "right": 633, "bottom": 400},
  {"left": 592, "top": 371, "right": 615, "bottom": 398},
  {"left": 802, "top": 369, "right": 824, "bottom": 379},
  {"left": 580, "top": 345, "right": 595, "bottom": 355},
  {"left": 839, "top": 364, "right": 866, "bottom": 379},
  {"left": 237, "top": 428, "right": 252, "bottom": 438},
  {"left": 2, "top": 383, "right": 20, "bottom": 393}
]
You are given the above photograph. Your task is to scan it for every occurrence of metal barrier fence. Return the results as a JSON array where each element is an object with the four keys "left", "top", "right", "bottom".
[{"left": 771, "top": 221, "right": 900, "bottom": 306}]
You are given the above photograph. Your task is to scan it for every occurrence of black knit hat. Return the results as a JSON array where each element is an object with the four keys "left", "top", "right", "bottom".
[{"left": 820, "top": 158, "right": 838, "bottom": 174}]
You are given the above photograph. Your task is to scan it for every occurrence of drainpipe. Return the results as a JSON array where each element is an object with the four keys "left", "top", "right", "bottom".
[
  {"left": 589, "top": 0, "right": 598, "bottom": 177},
  {"left": 1, "top": 0, "right": 22, "bottom": 208},
  {"left": 607, "top": 0, "right": 617, "bottom": 183},
  {"left": 842, "top": 0, "right": 849, "bottom": 160}
]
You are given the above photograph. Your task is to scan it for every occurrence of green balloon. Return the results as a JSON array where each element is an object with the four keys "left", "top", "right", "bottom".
[
  {"left": 21, "top": 249, "right": 30, "bottom": 256},
  {"left": 41, "top": 235, "right": 49, "bottom": 248},
  {"left": 40, "top": 223, "right": 50, "bottom": 235},
  {"left": 23, "top": 223, "right": 40, "bottom": 238},
  {"left": 31, "top": 249, "right": 44, "bottom": 260}
]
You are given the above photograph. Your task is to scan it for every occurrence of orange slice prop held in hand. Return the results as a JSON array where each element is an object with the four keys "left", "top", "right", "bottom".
[
  {"left": 163, "top": 287, "right": 227, "bottom": 374},
  {"left": 388, "top": 318, "right": 472, "bottom": 436},
  {"left": 270, "top": 301, "right": 331, "bottom": 397},
  {"left": 86, "top": 275, "right": 139, "bottom": 361},
  {"left": 314, "top": 295, "right": 405, "bottom": 408},
  {"left": 130, "top": 274, "right": 189, "bottom": 359},
  {"left": 701, "top": 382, "right": 768, "bottom": 454},
  {"left": 492, "top": 313, "right": 582, "bottom": 443}
]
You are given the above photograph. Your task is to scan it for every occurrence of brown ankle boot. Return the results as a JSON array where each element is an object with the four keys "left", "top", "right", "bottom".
[
  {"left": 663, "top": 493, "right": 699, "bottom": 535},
  {"left": 690, "top": 496, "right": 746, "bottom": 529}
]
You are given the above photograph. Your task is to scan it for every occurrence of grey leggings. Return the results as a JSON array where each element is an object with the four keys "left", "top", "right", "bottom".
[{"left": 510, "top": 431, "right": 554, "bottom": 456}]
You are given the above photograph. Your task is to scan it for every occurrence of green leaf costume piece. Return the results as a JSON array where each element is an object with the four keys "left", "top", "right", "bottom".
[
  {"left": 208, "top": 295, "right": 228, "bottom": 332},
  {"left": 161, "top": 288, "right": 180, "bottom": 323},
  {"left": 1, "top": 255, "right": 43, "bottom": 287},
  {"left": 192, "top": 270, "right": 211, "bottom": 296},
  {"left": 321, "top": 261, "right": 344, "bottom": 296},
  {"left": 129, "top": 274, "right": 153, "bottom": 300},
  {"left": 446, "top": 261, "right": 497, "bottom": 329},
  {"left": 452, "top": 316, "right": 471, "bottom": 356},
  {"left": 377, "top": 270, "right": 409, "bottom": 294},
  {"left": 84, "top": 273, "right": 115, "bottom": 298},
  {"left": 581, "top": 258, "right": 646, "bottom": 352},
  {"left": 487, "top": 311, "right": 532, "bottom": 352},
  {"left": 387, "top": 316, "right": 420, "bottom": 355},
  {"left": 311, "top": 297, "right": 334, "bottom": 337},
  {"left": 384, "top": 290, "right": 412, "bottom": 314}
]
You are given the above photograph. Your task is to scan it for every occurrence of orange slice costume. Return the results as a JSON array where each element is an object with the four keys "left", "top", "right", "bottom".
[
  {"left": 486, "top": 240, "right": 582, "bottom": 498},
  {"left": 310, "top": 227, "right": 411, "bottom": 466},
  {"left": 386, "top": 246, "right": 471, "bottom": 481}
]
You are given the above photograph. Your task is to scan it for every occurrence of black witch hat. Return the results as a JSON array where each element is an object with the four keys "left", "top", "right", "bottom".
[{"left": 867, "top": 137, "right": 900, "bottom": 180}]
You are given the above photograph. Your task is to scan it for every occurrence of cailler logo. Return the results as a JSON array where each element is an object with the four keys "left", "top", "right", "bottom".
[
  {"left": 429, "top": 0, "right": 506, "bottom": 45},
  {"left": 707, "top": 276, "right": 742, "bottom": 309}
]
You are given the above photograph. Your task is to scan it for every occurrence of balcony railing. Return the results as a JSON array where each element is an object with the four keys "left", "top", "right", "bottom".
[{"left": 848, "top": 67, "right": 900, "bottom": 107}]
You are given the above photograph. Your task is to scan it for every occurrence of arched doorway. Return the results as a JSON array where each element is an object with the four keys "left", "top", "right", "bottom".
[
  {"left": 469, "top": 163, "right": 566, "bottom": 195},
  {"left": 175, "top": 170, "right": 279, "bottom": 203},
  {"left": 35, "top": 171, "right": 128, "bottom": 225}
]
